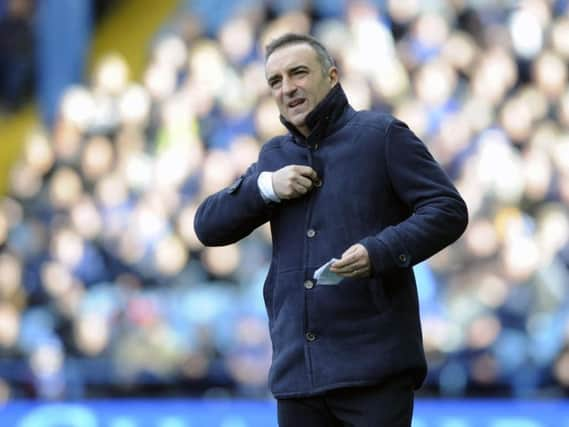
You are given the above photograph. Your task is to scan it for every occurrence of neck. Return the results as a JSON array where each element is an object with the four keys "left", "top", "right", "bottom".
[
  {"left": 297, "top": 124, "right": 310, "bottom": 137},
  {"left": 280, "top": 84, "right": 347, "bottom": 141}
]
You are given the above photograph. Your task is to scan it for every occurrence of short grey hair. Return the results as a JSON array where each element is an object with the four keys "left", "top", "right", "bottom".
[{"left": 265, "top": 33, "right": 336, "bottom": 74}]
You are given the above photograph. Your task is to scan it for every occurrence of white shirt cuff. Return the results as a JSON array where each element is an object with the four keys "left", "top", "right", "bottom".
[{"left": 257, "top": 171, "right": 281, "bottom": 203}]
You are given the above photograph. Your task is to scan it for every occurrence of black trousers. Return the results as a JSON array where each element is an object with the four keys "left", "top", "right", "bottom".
[{"left": 277, "top": 376, "right": 414, "bottom": 427}]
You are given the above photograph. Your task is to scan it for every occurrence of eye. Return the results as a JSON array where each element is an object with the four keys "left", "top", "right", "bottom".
[{"left": 269, "top": 79, "right": 281, "bottom": 89}]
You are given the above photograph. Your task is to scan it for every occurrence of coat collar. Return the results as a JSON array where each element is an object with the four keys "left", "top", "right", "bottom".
[{"left": 279, "top": 83, "right": 355, "bottom": 145}]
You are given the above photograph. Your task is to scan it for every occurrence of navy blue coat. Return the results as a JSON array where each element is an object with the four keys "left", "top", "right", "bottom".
[{"left": 194, "top": 84, "right": 468, "bottom": 398}]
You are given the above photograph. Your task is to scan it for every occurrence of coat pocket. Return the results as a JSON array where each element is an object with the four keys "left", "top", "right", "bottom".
[{"left": 263, "top": 265, "right": 276, "bottom": 320}]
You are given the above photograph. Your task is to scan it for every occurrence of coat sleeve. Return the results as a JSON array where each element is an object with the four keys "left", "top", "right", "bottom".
[
  {"left": 194, "top": 162, "right": 274, "bottom": 246},
  {"left": 360, "top": 119, "right": 468, "bottom": 274}
]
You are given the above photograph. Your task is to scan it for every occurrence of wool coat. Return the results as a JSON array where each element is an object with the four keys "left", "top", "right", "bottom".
[{"left": 194, "top": 84, "right": 468, "bottom": 398}]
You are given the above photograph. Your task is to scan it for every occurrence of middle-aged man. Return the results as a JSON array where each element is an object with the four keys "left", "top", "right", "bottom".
[{"left": 194, "top": 33, "right": 468, "bottom": 426}]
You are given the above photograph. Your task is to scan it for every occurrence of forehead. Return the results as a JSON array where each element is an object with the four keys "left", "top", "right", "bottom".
[{"left": 265, "top": 43, "right": 319, "bottom": 77}]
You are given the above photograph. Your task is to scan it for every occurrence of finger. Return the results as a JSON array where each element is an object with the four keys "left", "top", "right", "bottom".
[
  {"left": 292, "top": 182, "right": 308, "bottom": 195},
  {"left": 331, "top": 259, "right": 360, "bottom": 273},
  {"left": 340, "top": 245, "right": 358, "bottom": 258},
  {"left": 330, "top": 255, "right": 355, "bottom": 269},
  {"left": 336, "top": 265, "right": 368, "bottom": 278},
  {"left": 334, "top": 268, "right": 357, "bottom": 277},
  {"left": 333, "top": 263, "right": 365, "bottom": 275},
  {"left": 331, "top": 248, "right": 359, "bottom": 269},
  {"left": 295, "top": 166, "right": 318, "bottom": 180},
  {"left": 351, "top": 269, "right": 370, "bottom": 278},
  {"left": 332, "top": 255, "right": 369, "bottom": 273},
  {"left": 349, "top": 268, "right": 362, "bottom": 277},
  {"left": 350, "top": 264, "right": 371, "bottom": 276},
  {"left": 342, "top": 247, "right": 367, "bottom": 264},
  {"left": 333, "top": 264, "right": 356, "bottom": 277},
  {"left": 295, "top": 175, "right": 313, "bottom": 189}
]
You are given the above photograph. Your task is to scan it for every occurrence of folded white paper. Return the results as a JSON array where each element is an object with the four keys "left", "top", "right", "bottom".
[{"left": 314, "top": 258, "right": 343, "bottom": 285}]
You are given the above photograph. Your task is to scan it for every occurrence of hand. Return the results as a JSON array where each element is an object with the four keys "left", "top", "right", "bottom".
[
  {"left": 272, "top": 165, "right": 318, "bottom": 200},
  {"left": 330, "top": 244, "right": 371, "bottom": 278}
]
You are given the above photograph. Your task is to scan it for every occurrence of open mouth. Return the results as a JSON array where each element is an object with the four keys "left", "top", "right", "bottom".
[{"left": 288, "top": 98, "right": 305, "bottom": 108}]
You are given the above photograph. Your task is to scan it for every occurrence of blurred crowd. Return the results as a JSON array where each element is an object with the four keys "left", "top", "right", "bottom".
[
  {"left": 0, "top": 0, "right": 34, "bottom": 113},
  {"left": 0, "top": 0, "right": 120, "bottom": 119},
  {"left": 0, "top": 0, "right": 569, "bottom": 400}
]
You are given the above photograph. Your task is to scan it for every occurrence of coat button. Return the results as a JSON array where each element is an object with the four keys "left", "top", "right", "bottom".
[
  {"left": 304, "top": 280, "right": 314, "bottom": 289},
  {"left": 305, "top": 332, "right": 316, "bottom": 342},
  {"left": 399, "top": 254, "right": 407, "bottom": 263},
  {"left": 307, "top": 229, "right": 316, "bottom": 238},
  {"left": 314, "top": 178, "right": 322, "bottom": 188}
]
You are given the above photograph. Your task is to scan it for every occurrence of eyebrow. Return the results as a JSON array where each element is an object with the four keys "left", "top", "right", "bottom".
[
  {"left": 267, "top": 65, "right": 310, "bottom": 83},
  {"left": 267, "top": 73, "right": 280, "bottom": 84},
  {"left": 289, "top": 65, "right": 308, "bottom": 73}
]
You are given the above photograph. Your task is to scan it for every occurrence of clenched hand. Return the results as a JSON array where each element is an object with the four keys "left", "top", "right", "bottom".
[
  {"left": 272, "top": 165, "right": 319, "bottom": 200},
  {"left": 330, "top": 244, "right": 371, "bottom": 278}
]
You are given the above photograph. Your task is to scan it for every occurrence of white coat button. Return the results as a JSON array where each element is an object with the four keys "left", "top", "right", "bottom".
[
  {"left": 399, "top": 254, "right": 407, "bottom": 263},
  {"left": 307, "top": 229, "right": 316, "bottom": 238},
  {"left": 304, "top": 280, "right": 314, "bottom": 289},
  {"left": 305, "top": 332, "right": 316, "bottom": 342}
]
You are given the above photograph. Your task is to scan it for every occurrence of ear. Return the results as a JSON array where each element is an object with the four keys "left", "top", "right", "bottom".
[{"left": 328, "top": 67, "right": 339, "bottom": 85}]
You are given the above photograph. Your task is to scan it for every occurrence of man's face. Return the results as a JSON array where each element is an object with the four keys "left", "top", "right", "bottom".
[{"left": 265, "top": 43, "right": 338, "bottom": 136}]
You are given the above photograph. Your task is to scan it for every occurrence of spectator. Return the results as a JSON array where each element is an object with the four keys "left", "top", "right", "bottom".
[{"left": 0, "top": 0, "right": 34, "bottom": 112}]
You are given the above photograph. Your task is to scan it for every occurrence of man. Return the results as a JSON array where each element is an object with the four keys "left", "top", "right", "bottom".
[{"left": 194, "top": 33, "right": 468, "bottom": 426}]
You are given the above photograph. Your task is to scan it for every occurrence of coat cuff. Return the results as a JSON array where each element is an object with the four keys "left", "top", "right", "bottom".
[
  {"left": 360, "top": 226, "right": 412, "bottom": 274},
  {"left": 246, "top": 173, "right": 274, "bottom": 212}
]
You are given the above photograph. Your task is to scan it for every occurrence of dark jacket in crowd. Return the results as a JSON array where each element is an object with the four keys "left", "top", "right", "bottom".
[{"left": 194, "top": 84, "right": 468, "bottom": 398}]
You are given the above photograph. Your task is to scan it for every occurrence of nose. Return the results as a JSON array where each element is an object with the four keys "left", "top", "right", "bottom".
[{"left": 282, "top": 76, "right": 296, "bottom": 97}]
